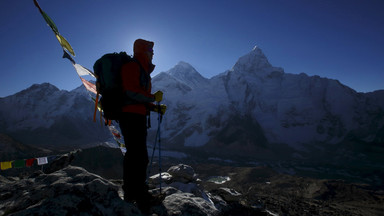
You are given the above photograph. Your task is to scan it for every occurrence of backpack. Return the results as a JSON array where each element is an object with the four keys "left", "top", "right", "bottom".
[{"left": 93, "top": 52, "right": 132, "bottom": 122}]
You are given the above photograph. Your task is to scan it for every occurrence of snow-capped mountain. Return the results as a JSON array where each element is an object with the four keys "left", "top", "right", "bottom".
[
  {"left": 151, "top": 46, "right": 384, "bottom": 157},
  {"left": 0, "top": 83, "right": 109, "bottom": 151},
  {"left": 1, "top": 46, "right": 383, "bottom": 159},
  {"left": 167, "top": 61, "right": 209, "bottom": 88}
]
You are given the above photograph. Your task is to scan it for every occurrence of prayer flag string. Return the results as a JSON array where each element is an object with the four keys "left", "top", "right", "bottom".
[{"left": 0, "top": 155, "right": 57, "bottom": 171}]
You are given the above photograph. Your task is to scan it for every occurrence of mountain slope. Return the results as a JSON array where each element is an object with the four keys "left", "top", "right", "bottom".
[
  {"left": 0, "top": 46, "right": 383, "bottom": 159},
  {"left": 0, "top": 133, "right": 50, "bottom": 161},
  {"left": 151, "top": 46, "right": 384, "bottom": 157},
  {"left": 0, "top": 83, "right": 110, "bottom": 151}
]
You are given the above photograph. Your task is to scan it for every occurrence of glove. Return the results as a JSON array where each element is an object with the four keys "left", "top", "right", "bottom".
[
  {"left": 153, "top": 104, "right": 167, "bottom": 115},
  {"left": 153, "top": 91, "right": 163, "bottom": 102}
]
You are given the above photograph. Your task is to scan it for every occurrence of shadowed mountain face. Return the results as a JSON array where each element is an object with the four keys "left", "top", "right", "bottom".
[{"left": 0, "top": 133, "right": 50, "bottom": 161}]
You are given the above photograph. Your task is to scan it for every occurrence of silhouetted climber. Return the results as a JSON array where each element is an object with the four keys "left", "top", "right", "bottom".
[{"left": 119, "top": 39, "right": 166, "bottom": 213}]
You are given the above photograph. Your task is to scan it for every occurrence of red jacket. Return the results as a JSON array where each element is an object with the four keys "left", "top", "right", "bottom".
[{"left": 121, "top": 39, "right": 155, "bottom": 115}]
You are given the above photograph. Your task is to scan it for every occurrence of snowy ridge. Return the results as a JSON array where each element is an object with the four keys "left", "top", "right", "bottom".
[
  {"left": 0, "top": 83, "right": 109, "bottom": 149},
  {"left": 0, "top": 83, "right": 91, "bottom": 131},
  {"left": 151, "top": 46, "right": 384, "bottom": 152},
  {"left": 1, "top": 46, "right": 383, "bottom": 155}
]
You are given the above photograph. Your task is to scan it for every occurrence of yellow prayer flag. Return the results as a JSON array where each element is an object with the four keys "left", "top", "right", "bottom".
[
  {"left": 34, "top": 0, "right": 75, "bottom": 57},
  {"left": 55, "top": 34, "right": 75, "bottom": 57},
  {"left": 1, "top": 161, "right": 13, "bottom": 170}
]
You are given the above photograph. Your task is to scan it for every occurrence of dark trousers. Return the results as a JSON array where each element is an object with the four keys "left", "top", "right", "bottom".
[{"left": 119, "top": 112, "right": 149, "bottom": 200}]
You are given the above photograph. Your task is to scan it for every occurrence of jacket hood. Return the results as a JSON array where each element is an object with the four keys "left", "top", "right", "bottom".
[
  {"left": 134, "top": 39, "right": 154, "bottom": 54},
  {"left": 133, "top": 39, "right": 155, "bottom": 73}
]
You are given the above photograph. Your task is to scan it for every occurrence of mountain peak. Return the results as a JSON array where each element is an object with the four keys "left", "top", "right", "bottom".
[
  {"left": 168, "top": 61, "right": 199, "bottom": 76},
  {"left": 176, "top": 61, "right": 194, "bottom": 69},
  {"left": 167, "top": 61, "right": 208, "bottom": 88},
  {"left": 251, "top": 45, "right": 264, "bottom": 54},
  {"left": 232, "top": 46, "right": 272, "bottom": 73},
  {"left": 15, "top": 83, "right": 60, "bottom": 98},
  {"left": 27, "top": 83, "right": 59, "bottom": 92}
]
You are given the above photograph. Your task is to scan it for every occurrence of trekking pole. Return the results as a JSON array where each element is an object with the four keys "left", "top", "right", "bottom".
[
  {"left": 158, "top": 104, "right": 163, "bottom": 193},
  {"left": 147, "top": 118, "right": 159, "bottom": 183},
  {"left": 146, "top": 103, "right": 163, "bottom": 190}
]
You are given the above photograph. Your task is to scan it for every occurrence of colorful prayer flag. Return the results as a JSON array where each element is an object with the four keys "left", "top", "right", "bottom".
[
  {"left": 120, "top": 147, "right": 127, "bottom": 155},
  {"left": 33, "top": 0, "right": 125, "bottom": 155},
  {"left": 55, "top": 34, "right": 75, "bottom": 56},
  {"left": 74, "top": 64, "right": 95, "bottom": 78},
  {"left": 92, "top": 97, "right": 103, "bottom": 111},
  {"left": 63, "top": 50, "right": 76, "bottom": 64},
  {"left": 33, "top": 0, "right": 75, "bottom": 56},
  {"left": 80, "top": 77, "right": 97, "bottom": 94},
  {"left": 41, "top": 10, "right": 59, "bottom": 34},
  {"left": 13, "top": 160, "right": 25, "bottom": 168},
  {"left": 109, "top": 126, "right": 122, "bottom": 139},
  {"left": 37, "top": 157, "right": 48, "bottom": 165},
  {"left": 26, "top": 158, "right": 36, "bottom": 167},
  {"left": 1, "top": 161, "right": 13, "bottom": 170}
]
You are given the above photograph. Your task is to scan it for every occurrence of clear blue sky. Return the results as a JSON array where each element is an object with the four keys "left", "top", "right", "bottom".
[{"left": 1, "top": 0, "right": 383, "bottom": 97}]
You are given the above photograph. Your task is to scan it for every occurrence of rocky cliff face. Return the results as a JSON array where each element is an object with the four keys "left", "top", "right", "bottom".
[{"left": 0, "top": 166, "right": 141, "bottom": 216}]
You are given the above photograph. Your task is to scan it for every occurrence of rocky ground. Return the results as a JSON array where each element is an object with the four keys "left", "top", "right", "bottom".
[
  {"left": 193, "top": 163, "right": 384, "bottom": 216},
  {"left": 1, "top": 147, "right": 383, "bottom": 216}
]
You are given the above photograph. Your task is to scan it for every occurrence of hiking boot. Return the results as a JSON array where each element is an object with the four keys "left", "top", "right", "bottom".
[
  {"left": 136, "top": 191, "right": 165, "bottom": 214},
  {"left": 123, "top": 194, "right": 135, "bottom": 203},
  {"left": 136, "top": 199, "right": 151, "bottom": 214}
]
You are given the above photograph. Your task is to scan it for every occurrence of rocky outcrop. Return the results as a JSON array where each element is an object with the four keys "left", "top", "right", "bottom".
[
  {"left": 1, "top": 160, "right": 383, "bottom": 216},
  {"left": 148, "top": 164, "right": 267, "bottom": 216},
  {"left": 0, "top": 166, "right": 141, "bottom": 216},
  {"left": 148, "top": 164, "right": 219, "bottom": 215},
  {"left": 0, "top": 162, "right": 268, "bottom": 216}
]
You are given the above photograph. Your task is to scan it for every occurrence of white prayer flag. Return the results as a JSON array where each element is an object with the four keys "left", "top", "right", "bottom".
[
  {"left": 73, "top": 64, "right": 95, "bottom": 78},
  {"left": 120, "top": 147, "right": 127, "bottom": 155},
  {"left": 37, "top": 157, "right": 48, "bottom": 165}
]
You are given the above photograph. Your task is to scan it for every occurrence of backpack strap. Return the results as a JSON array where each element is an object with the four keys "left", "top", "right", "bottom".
[{"left": 132, "top": 58, "right": 150, "bottom": 90}]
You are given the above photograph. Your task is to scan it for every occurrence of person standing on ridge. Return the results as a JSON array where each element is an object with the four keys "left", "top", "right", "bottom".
[{"left": 119, "top": 38, "right": 166, "bottom": 212}]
